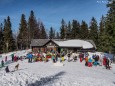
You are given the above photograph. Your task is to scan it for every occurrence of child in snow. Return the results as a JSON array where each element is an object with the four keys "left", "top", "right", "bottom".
[
  {"left": 88, "top": 58, "right": 92, "bottom": 67},
  {"left": 85, "top": 57, "right": 88, "bottom": 66},
  {"left": 5, "top": 66, "right": 10, "bottom": 73}
]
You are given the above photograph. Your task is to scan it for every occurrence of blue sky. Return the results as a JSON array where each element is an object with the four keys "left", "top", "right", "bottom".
[{"left": 0, "top": 0, "right": 108, "bottom": 32}]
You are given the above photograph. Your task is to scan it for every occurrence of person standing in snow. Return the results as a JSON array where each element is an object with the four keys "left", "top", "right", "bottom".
[
  {"left": 55, "top": 52, "right": 59, "bottom": 62},
  {"left": 105, "top": 58, "right": 110, "bottom": 69},
  {"left": 14, "top": 55, "right": 17, "bottom": 62},
  {"left": 52, "top": 53, "right": 56, "bottom": 63},
  {"left": 27, "top": 52, "right": 33, "bottom": 63},
  {"left": 1, "top": 60, "right": 4, "bottom": 67},
  {"left": 68, "top": 53, "right": 71, "bottom": 62},
  {"left": 79, "top": 53, "right": 83, "bottom": 63},
  {"left": 103, "top": 57, "right": 107, "bottom": 66},
  {"left": 11, "top": 53, "right": 14, "bottom": 62},
  {"left": 99, "top": 53, "right": 103, "bottom": 66},
  {"left": 5, "top": 56, "right": 7, "bottom": 62},
  {"left": 88, "top": 58, "right": 92, "bottom": 67},
  {"left": 85, "top": 56, "right": 88, "bottom": 66},
  {"left": 5, "top": 66, "right": 10, "bottom": 73},
  {"left": 30, "top": 52, "right": 33, "bottom": 63}
]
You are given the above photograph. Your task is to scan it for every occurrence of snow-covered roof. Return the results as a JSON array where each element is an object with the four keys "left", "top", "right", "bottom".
[
  {"left": 54, "top": 39, "right": 94, "bottom": 49},
  {"left": 31, "top": 39, "right": 96, "bottom": 49}
]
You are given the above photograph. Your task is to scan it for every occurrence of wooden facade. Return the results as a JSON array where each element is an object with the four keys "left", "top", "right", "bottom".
[
  {"left": 31, "top": 40, "right": 59, "bottom": 52},
  {"left": 31, "top": 39, "right": 96, "bottom": 53}
]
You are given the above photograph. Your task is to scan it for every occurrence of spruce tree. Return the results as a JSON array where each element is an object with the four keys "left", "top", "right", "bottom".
[
  {"left": 56, "top": 32, "right": 60, "bottom": 39},
  {"left": 80, "top": 20, "right": 89, "bottom": 39},
  {"left": 105, "top": 0, "right": 115, "bottom": 53},
  {"left": 89, "top": 17, "right": 98, "bottom": 46},
  {"left": 33, "top": 19, "right": 40, "bottom": 39},
  {"left": 60, "top": 19, "right": 66, "bottom": 39},
  {"left": 40, "top": 22, "right": 47, "bottom": 39},
  {"left": 28, "top": 10, "right": 40, "bottom": 40},
  {"left": 49, "top": 27, "right": 54, "bottom": 39},
  {"left": 98, "top": 16, "right": 106, "bottom": 52},
  {"left": 71, "top": 20, "right": 80, "bottom": 39},
  {"left": 3, "top": 16, "right": 16, "bottom": 52},
  {"left": 66, "top": 21, "right": 72, "bottom": 39},
  {"left": 53, "top": 29, "right": 56, "bottom": 39},
  {"left": 17, "top": 14, "right": 28, "bottom": 49},
  {"left": 0, "top": 23, "right": 3, "bottom": 53}
]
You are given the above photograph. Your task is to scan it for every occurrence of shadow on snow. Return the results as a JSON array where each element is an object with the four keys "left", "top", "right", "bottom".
[
  {"left": 113, "top": 81, "right": 115, "bottom": 84},
  {"left": 27, "top": 71, "right": 65, "bottom": 86}
]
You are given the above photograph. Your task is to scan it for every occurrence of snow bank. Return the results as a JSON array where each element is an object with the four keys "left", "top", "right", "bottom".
[
  {"left": 53, "top": 62, "right": 64, "bottom": 66},
  {"left": 0, "top": 50, "right": 115, "bottom": 86}
]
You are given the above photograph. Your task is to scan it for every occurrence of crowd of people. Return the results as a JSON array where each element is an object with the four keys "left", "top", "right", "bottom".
[
  {"left": 26, "top": 50, "right": 112, "bottom": 70},
  {"left": 0, "top": 50, "right": 113, "bottom": 73}
]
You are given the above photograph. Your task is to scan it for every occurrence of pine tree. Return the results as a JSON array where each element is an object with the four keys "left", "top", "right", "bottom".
[
  {"left": 49, "top": 27, "right": 54, "bottom": 39},
  {"left": 53, "top": 29, "right": 56, "bottom": 39},
  {"left": 0, "top": 23, "right": 3, "bottom": 53},
  {"left": 60, "top": 19, "right": 66, "bottom": 39},
  {"left": 105, "top": 0, "right": 115, "bottom": 53},
  {"left": 80, "top": 20, "right": 89, "bottom": 39},
  {"left": 66, "top": 21, "right": 72, "bottom": 39},
  {"left": 28, "top": 10, "right": 40, "bottom": 40},
  {"left": 33, "top": 19, "right": 40, "bottom": 39},
  {"left": 89, "top": 17, "right": 98, "bottom": 46},
  {"left": 3, "top": 16, "right": 16, "bottom": 52},
  {"left": 71, "top": 20, "right": 80, "bottom": 39},
  {"left": 99, "top": 15, "right": 105, "bottom": 34},
  {"left": 40, "top": 22, "right": 47, "bottom": 39},
  {"left": 98, "top": 16, "right": 107, "bottom": 52},
  {"left": 17, "top": 14, "right": 28, "bottom": 49},
  {"left": 56, "top": 32, "right": 60, "bottom": 39}
]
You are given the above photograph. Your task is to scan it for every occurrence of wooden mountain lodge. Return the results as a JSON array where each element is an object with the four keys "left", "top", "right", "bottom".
[{"left": 30, "top": 39, "right": 96, "bottom": 52}]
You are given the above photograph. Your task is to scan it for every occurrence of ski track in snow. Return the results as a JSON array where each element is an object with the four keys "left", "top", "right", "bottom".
[{"left": 0, "top": 51, "right": 115, "bottom": 86}]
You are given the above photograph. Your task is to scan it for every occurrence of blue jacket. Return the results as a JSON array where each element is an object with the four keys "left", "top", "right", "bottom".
[
  {"left": 27, "top": 54, "right": 33, "bottom": 58},
  {"left": 88, "top": 58, "right": 92, "bottom": 62}
]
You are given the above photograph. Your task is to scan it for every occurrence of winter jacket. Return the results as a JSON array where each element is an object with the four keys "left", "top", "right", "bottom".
[
  {"left": 88, "top": 58, "right": 92, "bottom": 63},
  {"left": 27, "top": 54, "right": 33, "bottom": 59}
]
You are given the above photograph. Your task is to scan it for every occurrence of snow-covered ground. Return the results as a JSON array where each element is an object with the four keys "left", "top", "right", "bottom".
[{"left": 0, "top": 50, "right": 115, "bottom": 86}]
